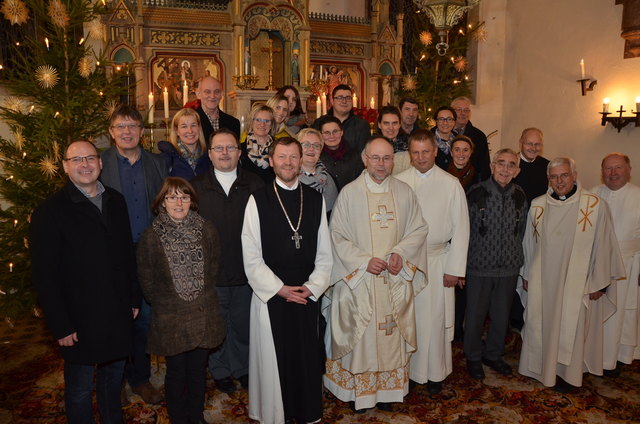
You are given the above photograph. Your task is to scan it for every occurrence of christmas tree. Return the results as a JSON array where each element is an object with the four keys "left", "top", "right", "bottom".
[
  {"left": 399, "top": 4, "right": 486, "bottom": 125},
  {"left": 0, "top": 0, "right": 126, "bottom": 319}
]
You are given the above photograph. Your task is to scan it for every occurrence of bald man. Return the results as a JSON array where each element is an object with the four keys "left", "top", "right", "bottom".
[{"left": 195, "top": 76, "right": 240, "bottom": 145}]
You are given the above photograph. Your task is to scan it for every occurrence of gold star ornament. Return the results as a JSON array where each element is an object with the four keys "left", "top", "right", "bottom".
[
  {"left": 48, "top": 0, "right": 69, "bottom": 28},
  {"left": 35, "top": 65, "right": 59, "bottom": 88},
  {"left": 1, "top": 0, "right": 29, "bottom": 25},
  {"left": 402, "top": 75, "right": 417, "bottom": 91}
]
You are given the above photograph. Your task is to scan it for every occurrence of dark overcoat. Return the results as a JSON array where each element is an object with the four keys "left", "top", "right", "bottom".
[{"left": 30, "top": 181, "right": 139, "bottom": 364}]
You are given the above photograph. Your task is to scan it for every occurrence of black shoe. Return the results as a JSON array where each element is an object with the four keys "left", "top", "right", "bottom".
[
  {"left": 238, "top": 374, "right": 249, "bottom": 389},
  {"left": 377, "top": 402, "right": 394, "bottom": 412},
  {"left": 482, "top": 357, "right": 512, "bottom": 376},
  {"left": 603, "top": 361, "right": 623, "bottom": 378},
  {"left": 349, "top": 401, "right": 366, "bottom": 414},
  {"left": 214, "top": 377, "right": 237, "bottom": 394},
  {"left": 409, "top": 379, "right": 418, "bottom": 391},
  {"left": 426, "top": 380, "right": 442, "bottom": 395},
  {"left": 552, "top": 377, "right": 575, "bottom": 394},
  {"left": 467, "top": 360, "right": 485, "bottom": 380}
]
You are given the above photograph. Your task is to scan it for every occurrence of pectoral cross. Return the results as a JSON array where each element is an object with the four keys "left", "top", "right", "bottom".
[
  {"left": 260, "top": 38, "right": 282, "bottom": 91},
  {"left": 378, "top": 314, "right": 397, "bottom": 336},
  {"left": 372, "top": 205, "right": 395, "bottom": 228},
  {"left": 292, "top": 231, "right": 302, "bottom": 249}
]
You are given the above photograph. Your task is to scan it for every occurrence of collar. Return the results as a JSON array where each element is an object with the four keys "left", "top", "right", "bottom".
[
  {"left": 551, "top": 184, "right": 578, "bottom": 201},
  {"left": 115, "top": 146, "right": 142, "bottom": 164},
  {"left": 519, "top": 153, "right": 537, "bottom": 163},
  {"left": 415, "top": 165, "right": 435, "bottom": 179},
  {"left": 364, "top": 171, "right": 390, "bottom": 192},
  {"left": 275, "top": 177, "right": 299, "bottom": 190}
]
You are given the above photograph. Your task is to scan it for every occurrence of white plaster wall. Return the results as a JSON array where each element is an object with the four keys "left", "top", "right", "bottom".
[
  {"left": 495, "top": 0, "right": 640, "bottom": 188},
  {"left": 309, "top": 0, "right": 367, "bottom": 18}
]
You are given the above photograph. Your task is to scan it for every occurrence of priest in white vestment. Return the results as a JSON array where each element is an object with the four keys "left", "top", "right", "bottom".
[
  {"left": 323, "top": 136, "right": 429, "bottom": 411},
  {"left": 518, "top": 157, "right": 625, "bottom": 392},
  {"left": 396, "top": 129, "right": 469, "bottom": 394},
  {"left": 242, "top": 138, "right": 333, "bottom": 424},
  {"left": 592, "top": 153, "right": 640, "bottom": 373}
]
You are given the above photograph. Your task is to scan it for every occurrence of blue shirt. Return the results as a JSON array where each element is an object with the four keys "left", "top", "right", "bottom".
[{"left": 116, "top": 149, "right": 150, "bottom": 243}]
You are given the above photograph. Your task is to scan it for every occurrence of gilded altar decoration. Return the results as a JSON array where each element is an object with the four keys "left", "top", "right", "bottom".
[
  {"left": 150, "top": 30, "right": 220, "bottom": 47},
  {"left": 310, "top": 40, "right": 365, "bottom": 56}
]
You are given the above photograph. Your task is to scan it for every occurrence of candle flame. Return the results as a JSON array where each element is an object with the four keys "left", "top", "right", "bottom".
[{"left": 603, "top": 98, "right": 610, "bottom": 104}]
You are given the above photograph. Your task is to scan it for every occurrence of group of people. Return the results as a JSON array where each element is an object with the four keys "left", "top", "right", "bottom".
[{"left": 29, "top": 75, "right": 639, "bottom": 424}]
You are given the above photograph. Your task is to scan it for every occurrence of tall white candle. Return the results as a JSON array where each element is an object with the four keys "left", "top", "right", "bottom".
[
  {"left": 370, "top": 97, "right": 375, "bottom": 110},
  {"left": 148, "top": 92, "right": 154, "bottom": 124},
  {"left": 353, "top": 93, "right": 358, "bottom": 108},
  {"left": 316, "top": 96, "right": 322, "bottom": 119},
  {"left": 580, "top": 59, "right": 585, "bottom": 79},
  {"left": 636, "top": 96, "right": 640, "bottom": 112},
  {"left": 253, "top": 66, "right": 256, "bottom": 75},
  {"left": 183, "top": 81, "right": 188, "bottom": 106},
  {"left": 603, "top": 98, "right": 610, "bottom": 113},
  {"left": 164, "top": 87, "right": 170, "bottom": 119},
  {"left": 321, "top": 93, "right": 327, "bottom": 115}
]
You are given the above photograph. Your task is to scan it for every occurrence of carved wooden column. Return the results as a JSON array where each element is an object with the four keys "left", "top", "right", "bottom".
[{"left": 617, "top": 0, "right": 640, "bottom": 58}]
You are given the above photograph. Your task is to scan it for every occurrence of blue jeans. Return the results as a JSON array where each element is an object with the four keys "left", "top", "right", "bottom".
[
  {"left": 64, "top": 359, "right": 126, "bottom": 424},
  {"left": 125, "top": 298, "right": 151, "bottom": 387}
]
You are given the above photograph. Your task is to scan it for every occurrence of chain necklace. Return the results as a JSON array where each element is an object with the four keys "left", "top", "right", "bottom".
[{"left": 273, "top": 180, "right": 303, "bottom": 249}]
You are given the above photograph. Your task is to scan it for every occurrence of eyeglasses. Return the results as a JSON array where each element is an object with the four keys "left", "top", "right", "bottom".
[
  {"left": 253, "top": 118, "right": 271, "bottom": 124},
  {"left": 548, "top": 172, "right": 572, "bottom": 182},
  {"left": 111, "top": 123, "right": 142, "bottom": 131},
  {"left": 301, "top": 142, "right": 322, "bottom": 150},
  {"left": 453, "top": 108, "right": 471, "bottom": 114},
  {"left": 210, "top": 145, "right": 239, "bottom": 152},
  {"left": 165, "top": 195, "right": 191, "bottom": 203},
  {"left": 64, "top": 155, "right": 98, "bottom": 164},
  {"left": 436, "top": 117, "right": 455, "bottom": 123},
  {"left": 333, "top": 96, "right": 353, "bottom": 102},
  {"left": 365, "top": 154, "right": 393, "bottom": 163},
  {"left": 322, "top": 129, "right": 342, "bottom": 137}
]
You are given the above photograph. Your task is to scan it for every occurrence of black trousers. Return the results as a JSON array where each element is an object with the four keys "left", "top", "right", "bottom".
[{"left": 165, "top": 348, "right": 210, "bottom": 424}]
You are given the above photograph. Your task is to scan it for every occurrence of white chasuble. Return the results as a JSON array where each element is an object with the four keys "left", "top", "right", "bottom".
[
  {"left": 323, "top": 172, "right": 428, "bottom": 410},
  {"left": 593, "top": 182, "right": 640, "bottom": 365},
  {"left": 518, "top": 185, "right": 625, "bottom": 387},
  {"left": 396, "top": 166, "right": 469, "bottom": 383}
]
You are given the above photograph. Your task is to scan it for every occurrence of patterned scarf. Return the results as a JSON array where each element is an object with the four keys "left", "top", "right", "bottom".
[
  {"left": 245, "top": 132, "right": 272, "bottom": 170},
  {"left": 434, "top": 129, "right": 456, "bottom": 155},
  {"left": 299, "top": 160, "right": 331, "bottom": 193},
  {"left": 153, "top": 210, "right": 205, "bottom": 302},
  {"left": 177, "top": 141, "right": 202, "bottom": 171}
]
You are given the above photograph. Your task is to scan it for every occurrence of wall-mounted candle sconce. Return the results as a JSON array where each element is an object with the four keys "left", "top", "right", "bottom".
[
  {"left": 600, "top": 97, "right": 640, "bottom": 132},
  {"left": 577, "top": 59, "right": 597, "bottom": 96}
]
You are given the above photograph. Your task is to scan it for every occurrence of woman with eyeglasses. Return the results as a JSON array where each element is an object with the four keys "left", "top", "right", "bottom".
[
  {"left": 240, "top": 104, "right": 276, "bottom": 183},
  {"left": 432, "top": 106, "right": 458, "bottom": 172},
  {"left": 297, "top": 128, "right": 338, "bottom": 214},
  {"left": 266, "top": 94, "right": 293, "bottom": 139},
  {"left": 447, "top": 135, "right": 477, "bottom": 191},
  {"left": 277, "top": 85, "right": 307, "bottom": 135},
  {"left": 318, "top": 116, "right": 363, "bottom": 191},
  {"left": 158, "top": 108, "right": 211, "bottom": 180},
  {"left": 137, "top": 177, "right": 225, "bottom": 424}
]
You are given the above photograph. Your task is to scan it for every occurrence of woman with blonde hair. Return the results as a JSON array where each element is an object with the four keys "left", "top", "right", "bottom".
[
  {"left": 266, "top": 94, "right": 293, "bottom": 139},
  {"left": 158, "top": 108, "right": 210, "bottom": 180},
  {"left": 297, "top": 128, "right": 338, "bottom": 214},
  {"left": 239, "top": 104, "right": 276, "bottom": 182}
]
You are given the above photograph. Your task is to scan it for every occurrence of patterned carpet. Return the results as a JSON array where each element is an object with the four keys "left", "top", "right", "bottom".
[{"left": 1, "top": 316, "right": 640, "bottom": 423}]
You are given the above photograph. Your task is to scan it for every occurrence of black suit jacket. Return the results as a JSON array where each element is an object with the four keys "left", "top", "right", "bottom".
[
  {"left": 30, "top": 181, "right": 139, "bottom": 364},
  {"left": 197, "top": 105, "right": 240, "bottom": 146}
]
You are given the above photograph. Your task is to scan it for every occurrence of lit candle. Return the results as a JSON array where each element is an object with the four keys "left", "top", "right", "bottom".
[
  {"left": 319, "top": 65, "right": 323, "bottom": 78},
  {"left": 79, "top": 37, "right": 85, "bottom": 45},
  {"left": 13, "top": 219, "right": 17, "bottom": 227},
  {"left": 45, "top": 37, "right": 49, "bottom": 50},
  {"left": 235, "top": 66, "right": 238, "bottom": 75},
  {"left": 370, "top": 97, "right": 375, "bottom": 110},
  {"left": 580, "top": 59, "right": 585, "bottom": 79},
  {"left": 163, "top": 87, "right": 170, "bottom": 119},
  {"left": 316, "top": 96, "right": 322, "bottom": 119},
  {"left": 183, "top": 81, "right": 188, "bottom": 106},
  {"left": 240, "top": 116, "right": 245, "bottom": 134},
  {"left": 603, "top": 98, "right": 610, "bottom": 113},
  {"left": 636, "top": 96, "right": 640, "bottom": 112},
  {"left": 245, "top": 55, "right": 249, "bottom": 75},
  {"left": 253, "top": 66, "right": 256, "bottom": 75},
  {"left": 353, "top": 93, "right": 358, "bottom": 108},
  {"left": 9, "top": 263, "right": 13, "bottom": 273},
  {"left": 321, "top": 93, "right": 327, "bottom": 115},
  {"left": 148, "top": 92, "right": 154, "bottom": 124}
]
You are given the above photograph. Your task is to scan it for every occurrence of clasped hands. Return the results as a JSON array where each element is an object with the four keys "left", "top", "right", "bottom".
[
  {"left": 277, "top": 285, "right": 313, "bottom": 305},
  {"left": 367, "top": 253, "right": 402, "bottom": 276}
]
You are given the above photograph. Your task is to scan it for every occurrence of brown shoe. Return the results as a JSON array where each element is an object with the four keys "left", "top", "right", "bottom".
[{"left": 131, "top": 382, "right": 162, "bottom": 404}]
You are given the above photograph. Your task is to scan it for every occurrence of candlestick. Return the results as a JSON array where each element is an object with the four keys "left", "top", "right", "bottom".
[
  {"left": 183, "top": 81, "right": 188, "bottom": 106},
  {"left": 316, "top": 96, "right": 322, "bottom": 119},
  {"left": 353, "top": 94, "right": 358, "bottom": 108},
  {"left": 163, "top": 88, "right": 170, "bottom": 119},
  {"left": 603, "top": 98, "right": 610, "bottom": 113},
  {"left": 580, "top": 59, "right": 585, "bottom": 79},
  {"left": 148, "top": 92, "right": 154, "bottom": 124},
  {"left": 370, "top": 97, "right": 375, "bottom": 110},
  {"left": 321, "top": 93, "right": 327, "bottom": 115}
]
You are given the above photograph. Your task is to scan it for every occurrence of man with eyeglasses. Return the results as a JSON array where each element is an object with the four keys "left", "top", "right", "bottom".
[
  {"left": 450, "top": 96, "right": 491, "bottom": 181},
  {"left": 191, "top": 128, "right": 263, "bottom": 394},
  {"left": 312, "top": 84, "right": 370, "bottom": 154},
  {"left": 195, "top": 76, "right": 240, "bottom": 146},
  {"left": 518, "top": 157, "right": 624, "bottom": 394},
  {"left": 324, "top": 136, "right": 428, "bottom": 412},
  {"left": 101, "top": 104, "right": 168, "bottom": 405},
  {"left": 30, "top": 140, "right": 139, "bottom": 423}
]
